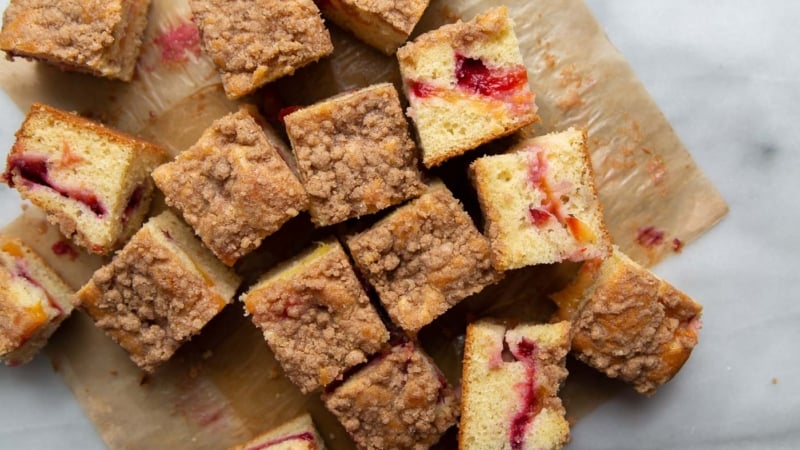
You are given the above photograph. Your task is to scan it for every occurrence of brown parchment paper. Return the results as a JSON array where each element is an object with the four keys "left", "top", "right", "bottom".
[{"left": 1, "top": 0, "right": 728, "bottom": 449}]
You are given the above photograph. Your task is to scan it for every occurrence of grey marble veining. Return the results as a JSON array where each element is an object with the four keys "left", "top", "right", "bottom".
[{"left": 1, "top": 1, "right": 799, "bottom": 449}]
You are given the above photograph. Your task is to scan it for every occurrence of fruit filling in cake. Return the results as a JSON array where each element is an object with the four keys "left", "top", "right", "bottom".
[
  {"left": 397, "top": 6, "right": 538, "bottom": 167},
  {"left": 230, "top": 413, "right": 326, "bottom": 450},
  {"left": 1, "top": 236, "right": 74, "bottom": 366},
  {"left": 460, "top": 320, "right": 570, "bottom": 450},
  {"left": 469, "top": 128, "right": 611, "bottom": 271}
]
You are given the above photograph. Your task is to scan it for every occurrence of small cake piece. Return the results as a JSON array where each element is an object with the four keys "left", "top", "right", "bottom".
[
  {"left": 284, "top": 83, "right": 425, "bottom": 227},
  {"left": 551, "top": 247, "right": 703, "bottom": 395},
  {"left": 3, "top": 103, "right": 166, "bottom": 255},
  {"left": 0, "top": 236, "right": 74, "bottom": 366},
  {"left": 153, "top": 108, "right": 308, "bottom": 266},
  {"left": 397, "top": 6, "right": 538, "bottom": 167},
  {"left": 190, "top": 0, "right": 333, "bottom": 99},
  {"left": 75, "top": 211, "right": 241, "bottom": 372},
  {"left": 460, "top": 320, "right": 571, "bottom": 450},
  {"left": 0, "top": 0, "right": 151, "bottom": 81},
  {"left": 230, "top": 413, "right": 327, "bottom": 450},
  {"left": 241, "top": 239, "right": 389, "bottom": 393},
  {"left": 470, "top": 128, "right": 611, "bottom": 270},
  {"left": 316, "top": 0, "right": 430, "bottom": 55},
  {"left": 323, "top": 342, "right": 459, "bottom": 450},
  {"left": 346, "top": 181, "right": 500, "bottom": 333}
]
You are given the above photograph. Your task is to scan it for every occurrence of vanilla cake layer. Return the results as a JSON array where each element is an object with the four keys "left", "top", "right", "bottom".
[
  {"left": 3, "top": 103, "right": 166, "bottom": 255},
  {"left": 0, "top": 236, "right": 74, "bottom": 366},
  {"left": 470, "top": 128, "right": 611, "bottom": 270}
]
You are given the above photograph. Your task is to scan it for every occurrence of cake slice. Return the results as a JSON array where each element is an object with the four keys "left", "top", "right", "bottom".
[
  {"left": 190, "top": 0, "right": 333, "bottom": 99},
  {"left": 284, "top": 83, "right": 425, "bottom": 227},
  {"left": 316, "top": 0, "right": 430, "bottom": 55},
  {"left": 460, "top": 320, "right": 571, "bottom": 450},
  {"left": 397, "top": 6, "right": 538, "bottom": 167},
  {"left": 153, "top": 108, "right": 308, "bottom": 266},
  {"left": 470, "top": 128, "right": 611, "bottom": 270},
  {"left": 346, "top": 181, "right": 501, "bottom": 333},
  {"left": 75, "top": 211, "right": 241, "bottom": 372},
  {"left": 0, "top": 236, "right": 74, "bottom": 366},
  {"left": 230, "top": 413, "right": 326, "bottom": 450},
  {"left": 3, "top": 103, "right": 166, "bottom": 255},
  {"left": 0, "top": 0, "right": 151, "bottom": 81},
  {"left": 322, "top": 342, "right": 459, "bottom": 450},
  {"left": 241, "top": 238, "right": 389, "bottom": 393},
  {"left": 551, "top": 246, "right": 703, "bottom": 395}
]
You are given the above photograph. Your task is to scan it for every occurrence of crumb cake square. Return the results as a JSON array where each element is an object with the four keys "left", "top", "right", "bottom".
[
  {"left": 284, "top": 83, "right": 425, "bottom": 227},
  {"left": 0, "top": 0, "right": 151, "bottom": 81},
  {"left": 551, "top": 247, "right": 703, "bottom": 395},
  {"left": 190, "top": 0, "right": 333, "bottom": 99},
  {"left": 397, "top": 6, "right": 538, "bottom": 167},
  {"left": 460, "top": 320, "right": 570, "bottom": 450},
  {"left": 317, "top": 0, "right": 430, "bottom": 55},
  {"left": 75, "top": 211, "right": 241, "bottom": 372},
  {"left": 0, "top": 236, "right": 73, "bottom": 366},
  {"left": 230, "top": 413, "right": 326, "bottom": 450},
  {"left": 470, "top": 128, "right": 611, "bottom": 270},
  {"left": 323, "top": 342, "right": 458, "bottom": 450},
  {"left": 3, "top": 103, "right": 166, "bottom": 255},
  {"left": 152, "top": 108, "right": 308, "bottom": 266},
  {"left": 241, "top": 238, "right": 388, "bottom": 394},
  {"left": 346, "top": 181, "right": 500, "bottom": 333}
]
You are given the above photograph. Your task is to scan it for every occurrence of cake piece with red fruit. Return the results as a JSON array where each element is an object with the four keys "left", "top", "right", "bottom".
[
  {"left": 3, "top": 103, "right": 166, "bottom": 255},
  {"left": 323, "top": 342, "right": 459, "bottom": 450},
  {"left": 230, "top": 413, "right": 327, "bottom": 450},
  {"left": 460, "top": 320, "right": 571, "bottom": 450},
  {"left": 284, "top": 83, "right": 425, "bottom": 227},
  {"left": 315, "top": 0, "right": 430, "bottom": 55},
  {"left": 551, "top": 246, "right": 703, "bottom": 395},
  {"left": 470, "top": 128, "right": 611, "bottom": 271},
  {"left": 190, "top": 0, "right": 333, "bottom": 99},
  {"left": 346, "top": 180, "right": 500, "bottom": 333},
  {"left": 0, "top": 0, "right": 152, "bottom": 81},
  {"left": 240, "top": 238, "right": 389, "bottom": 394},
  {"left": 0, "top": 236, "right": 74, "bottom": 366},
  {"left": 75, "top": 211, "right": 241, "bottom": 373},
  {"left": 397, "top": 6, "right": 538, "bottom": 167},
  {"left": 152, "top": 107, "right": 308, "bottom": 266}
]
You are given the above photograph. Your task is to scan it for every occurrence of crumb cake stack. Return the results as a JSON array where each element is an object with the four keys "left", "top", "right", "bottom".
[
  {"left": 316, "top": 0, "right": 430, "bottom": 54},
  {"left": 0, "top": 0, "right": 152, "bottom": 81},
  {"left": 0, "top": 236, "right": 74, "bottom": 366},
  {"left": 284, "top": 83, "right": 425, "bottom": 227},
  {"left": 551, "top": 246, "right": 703, "bottom": 395},
  {"left": 75, "top": 211, "right": 241, "bottom": 372},
  {"left": 397, "top": 6, "right": 538, "bottom": 167},
  {"left": 470, "top": 128, "right": 611, "bottom": 270},
  {"left": 190, "top": 0, "right": 333, "bottom": 99},
  {"left": 3, "top": 103, "right": 166, "bottom": 255},
  {"left": 460, "top": 320, "right": 571, "bottom": 450},
  {"left": 230, "top": 413, "right": 326, "bottom": 450},
  {"left": 241, "top": 238, "right": 389, "bottom": 393},
  {"left": 347, "top": 180, "right": 500, "bottom": 333},
  {"left": 323, "top": 342, "right": 459, "bottom": 450},
  {"left": 153, "top": 107, "right": 308, "bottom": 266}
]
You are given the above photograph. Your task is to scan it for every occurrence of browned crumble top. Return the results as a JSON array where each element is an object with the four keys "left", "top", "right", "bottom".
[
  {"left": 0, "top": 1, "right": 118, "bottom": 63},
  {"left": 323, "top": 343, "right": 458, "bottom": 450},
  {"left": 153, "top": 109, "right": 308, "bottom": 266},
  {"left": 285, "top": 83, "right": 425, "bottom": 227},
  {"left": 345, "top": 0, "right": 428, "bottom": 34},
  {"left": 190, "top": 0, "right": 333, "bottom": 97},
  {"left": 346, "top": 183, "right": 500, "bottom": 333},
  {"left": 570, "top": 262, "right": 702, "bottom": 395},
  {"left": 244, "top": 243, "right": 389, "bottom": 393},
  {"left": 76, "top": 228, "right": 225, "bottom": 373}
]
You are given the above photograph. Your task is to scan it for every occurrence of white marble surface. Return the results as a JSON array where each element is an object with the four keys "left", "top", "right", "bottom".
[{"left": 1, "top": 1, "right": 799, "bottom": 449}]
